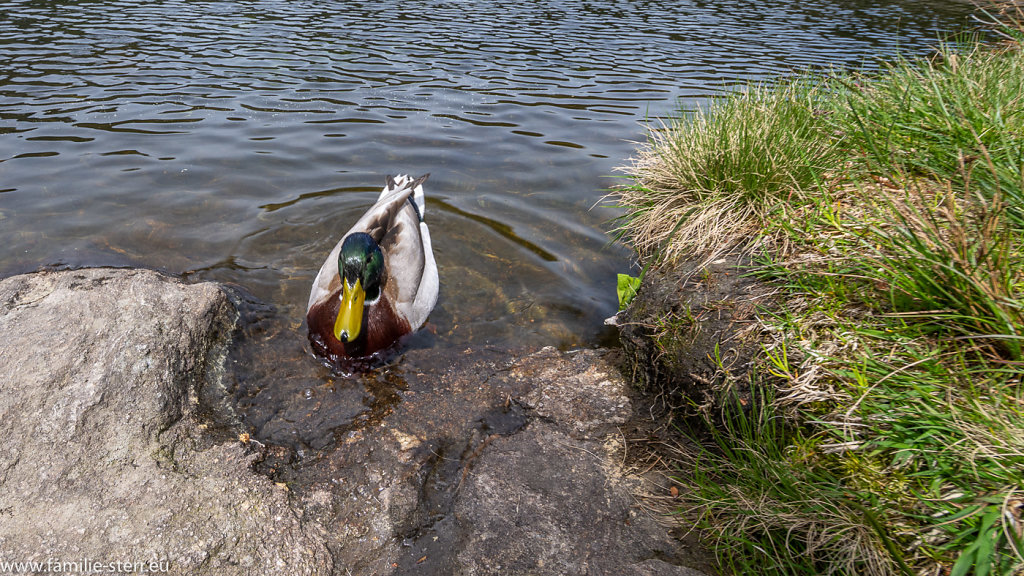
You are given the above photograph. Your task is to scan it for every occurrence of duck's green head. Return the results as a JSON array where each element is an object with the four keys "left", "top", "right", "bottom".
[{"left": 334, "top": 232, "right": 384, "bottom": 343}]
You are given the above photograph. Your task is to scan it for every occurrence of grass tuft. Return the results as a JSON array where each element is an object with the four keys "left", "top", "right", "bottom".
[{"left": 614, "top": 79, "right": 839, "bottom": 264}]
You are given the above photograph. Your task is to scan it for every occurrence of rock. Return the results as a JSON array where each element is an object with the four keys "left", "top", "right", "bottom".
[
  {"left": 452, "top": 425, "right": 702, "bottom": 576},
  {"left": 234, "top": 344, "right": 712, "bottom": 576},
  {"left": 0, "top": 267, "right": 712, "bottom": 576},
  {"left": 448, "top": 349, "right": 706, "bottom": 576},
  {"left": 380, "top": 347, "right": 708, "bottom": 576},
  {"left": 616, "top": 255, "right": 771, "bottom": 414},
  {"left": 0, "top": 268, "right": 332, "bottom": 575},
  {"left": 520, "top": 348, "right": 631, "bottom": 439}
]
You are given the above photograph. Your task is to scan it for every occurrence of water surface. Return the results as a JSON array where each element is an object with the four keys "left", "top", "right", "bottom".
[{"left": 0, "top": 0, "right": 978, "bottom": 445}]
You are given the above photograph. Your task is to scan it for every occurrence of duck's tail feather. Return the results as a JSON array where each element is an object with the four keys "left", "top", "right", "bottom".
[{"left": 383, "top": 173, "right": 429, "bottom": 221}]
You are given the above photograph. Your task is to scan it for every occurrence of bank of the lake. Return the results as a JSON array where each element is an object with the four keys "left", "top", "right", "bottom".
[{"left": 613, "top": 5, "right": 1024, "bottom": 575}]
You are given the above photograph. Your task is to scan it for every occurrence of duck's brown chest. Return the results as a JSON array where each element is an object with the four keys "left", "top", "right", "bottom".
[{"left": 307, "top": 292, "right": 411, "bottom": 360}]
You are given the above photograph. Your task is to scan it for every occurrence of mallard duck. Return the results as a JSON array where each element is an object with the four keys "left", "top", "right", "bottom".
[{"left": 306, "top": 174, "right": 438, "bottom": 362}]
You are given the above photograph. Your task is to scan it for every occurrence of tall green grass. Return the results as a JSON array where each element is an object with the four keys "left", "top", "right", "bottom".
[
  {"left": 616, "top": 10, "right": 1024, "bottom": 576},
  {"left": 836, "top": 41, "right": 1024, "bottom": 361},
  {"left": 684, "top": 388, "right": 901, "bottom": 576}
]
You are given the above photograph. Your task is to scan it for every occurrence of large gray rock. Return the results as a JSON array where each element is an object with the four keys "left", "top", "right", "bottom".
[
  {"left": 362, "top": 347, "right": 710, "bottom": 576},
  {"left": 0, "top": 268, "right": 331, "bottom": 575}
]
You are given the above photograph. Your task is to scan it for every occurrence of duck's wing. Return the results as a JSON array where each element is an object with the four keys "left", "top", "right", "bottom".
[
  {"left": 306, "top": 178, "right": 414, "bottom": 313},
  {"left": 376, "top": 175, "right": 438, "bottom": 330},
  {"left": 396, "top": 177, "right": 438, "bottom": 330}
]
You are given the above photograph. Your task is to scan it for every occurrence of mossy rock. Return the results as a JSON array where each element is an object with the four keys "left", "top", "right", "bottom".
[{"left": 616, "top": 255, "right": 771, "bottom": 415}]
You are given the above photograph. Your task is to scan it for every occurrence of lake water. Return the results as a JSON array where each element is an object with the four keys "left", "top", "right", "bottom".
[{"left": 1, "top": 0, "right": 978, "bottom": 446}]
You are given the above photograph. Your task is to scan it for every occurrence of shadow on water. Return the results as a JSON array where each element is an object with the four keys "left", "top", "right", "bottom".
[{"left": 430, "top": 197, "right": 560, "bottom": 262}]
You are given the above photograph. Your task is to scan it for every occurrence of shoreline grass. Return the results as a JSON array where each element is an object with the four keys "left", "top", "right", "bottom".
[{"left": 614, "top": 4, "right": 1024, "bottom": 575}]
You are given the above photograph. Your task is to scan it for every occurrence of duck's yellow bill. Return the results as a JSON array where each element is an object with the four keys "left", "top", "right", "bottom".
[{"left": 334, "top": 279, "right": 365, "bottom": 343}]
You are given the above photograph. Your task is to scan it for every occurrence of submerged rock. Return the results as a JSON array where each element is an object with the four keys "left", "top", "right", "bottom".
[{"left": 0, "top": 268, "right": 331, "bottom": 575}]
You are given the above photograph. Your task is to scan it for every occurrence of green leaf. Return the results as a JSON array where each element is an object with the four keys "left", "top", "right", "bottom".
[
  {"left": 974, "top": 509, "right": 1000, "bottom": 576},
  {"left": 617, "top": 274, "right": 642, "bottom": 310},
  {"left": 950, "top": 507, "right": 1001, "bottom": 576},
  {"left": 936, "top": 503, "right": 985, "bottom": 525},
  {"left": 951, "top": 542, "right": 978, "bottom": 576}
]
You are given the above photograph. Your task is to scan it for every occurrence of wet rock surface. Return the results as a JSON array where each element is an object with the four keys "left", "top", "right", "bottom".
[
  {"left": 249, "top": 345, "right": 712, "bottom": 576},
  {"left": 0, "top": 267, "right": 713, "bottom": 576},
  {"left": 0, "top": 268, "right": 332, "bottom": 575}
]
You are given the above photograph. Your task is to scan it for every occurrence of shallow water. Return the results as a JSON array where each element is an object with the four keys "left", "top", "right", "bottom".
[{"left": 1, "top": 0, "right": 978, "bottom": 446}]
